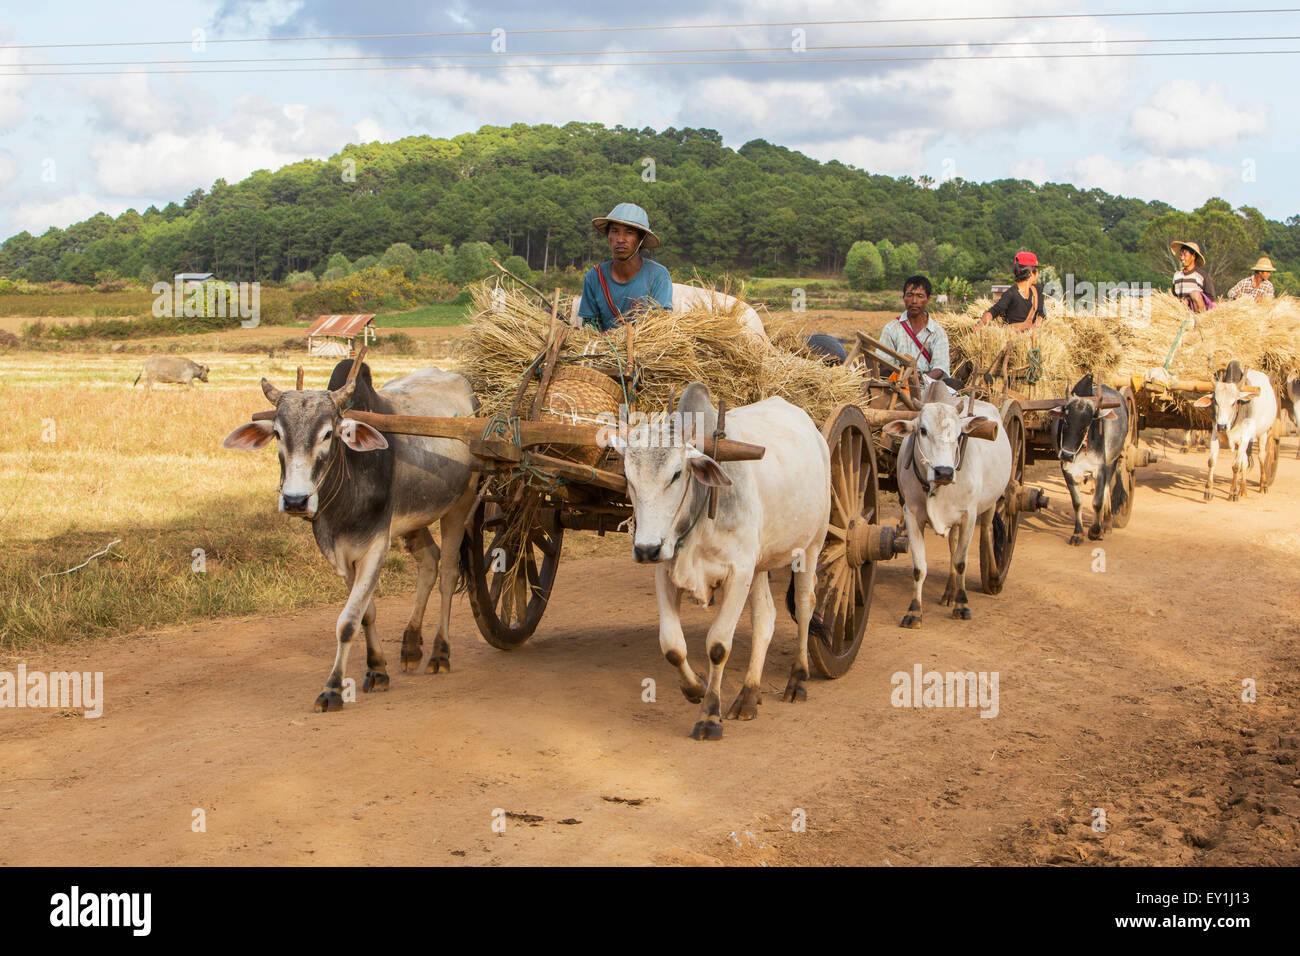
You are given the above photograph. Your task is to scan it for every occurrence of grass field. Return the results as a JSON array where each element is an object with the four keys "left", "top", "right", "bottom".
[
  {"left": 374, "top": 304, "right": 473, "bottom": 327},
  {"left": 0, "top": 351, "right": 441, "bottom": 652}
]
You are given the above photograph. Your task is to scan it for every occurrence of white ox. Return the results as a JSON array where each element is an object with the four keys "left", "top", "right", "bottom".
[
  {"left": 611, "top": 383, "right": 828, "bottom": 740},
  {"left": 884, "top": 383, "right": 1011, "bottom": 627},
  {"left": 1195, "top": 363, "right": 1277, "bottom": 501},
  {"left": 571, "top": 283, "right": 768, "bottom": 341}
]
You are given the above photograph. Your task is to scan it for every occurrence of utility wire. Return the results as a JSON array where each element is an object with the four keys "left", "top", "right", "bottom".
[
  {"left": 5, "top": 49, "right": 1300, "bottom": 77},
  {"left": 15, "top": 35, "right": 1300, "bottom": 68},
  {"left": 5, "top": 8, "right": 1300, "bottom": 50}
]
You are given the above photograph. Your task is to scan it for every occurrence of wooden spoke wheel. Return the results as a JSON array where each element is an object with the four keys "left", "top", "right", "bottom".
[
  {"left": 809, "top": 405, "right": 881, "bottom": 679},
  {"left": 1111, "top": 385, "right": 1139, "bottom": 529},
  {"left": 980, "top": 400, "right": 1025, "bottom": 595},
  {"left": 466, "top": 487, "right": 563, "bottom": 649}
]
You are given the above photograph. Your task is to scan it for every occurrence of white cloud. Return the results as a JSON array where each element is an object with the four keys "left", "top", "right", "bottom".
[
  {"left": 0, "top": 149, "right": 17, "bottom": 184},
  {"left": 1011, "top": 157, "right": 1047, "bottom": 183},
  {"left": 0, "top": 43, "right": 31, "bottom": 128},
  {"left": 797, "top": 131, "right": 931, "bottom": 177},
  {"left": 8, "top": 192, "right": 129, "bottom": 235},
  {"left": 86, "top": 74, "right": 193, "bottom": 138},
  {"left": 1128, "top": 80, "right": 1268, "bottom": 155},
  {"left": 1065, "top": 154, "right": 1240, "bottom": 210},
  {"left": 89, "top": 96, "right": 373, "bottom": 196}
]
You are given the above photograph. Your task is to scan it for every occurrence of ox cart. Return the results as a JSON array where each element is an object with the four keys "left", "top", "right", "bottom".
[
  {"left": 251, "top": 336, "right": 914, "bottom": 681},
  {"left": 843, "top": 331, "right": 1053, "bottom": 594}
]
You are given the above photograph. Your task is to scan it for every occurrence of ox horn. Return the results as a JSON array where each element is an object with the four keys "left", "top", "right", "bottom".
[
  {"left": 329, "top": 378, "right": 356, "bottom": 409},
  {"left": 261, "top": 378, "right": 284, "bottom": 405}
]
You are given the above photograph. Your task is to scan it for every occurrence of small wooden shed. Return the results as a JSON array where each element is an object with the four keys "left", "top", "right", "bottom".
[{"left": 306, "top": 314, "right": 376, "bottom": 357}]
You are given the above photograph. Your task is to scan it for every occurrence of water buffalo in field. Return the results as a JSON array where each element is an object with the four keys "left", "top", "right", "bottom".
[
  {"left": 133, "top": 355, "right": 209, "bottom": 390},
  {"left": 884, "top": 381, "right": 1010, "bottom": 628},
  {"left": 222, "top": 360, "right": 479, "bottom": 712},
  {"left": 611, "top": 383, "right": 830, "bottom": 740}
]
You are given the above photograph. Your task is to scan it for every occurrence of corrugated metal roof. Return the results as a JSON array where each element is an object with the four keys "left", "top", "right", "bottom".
[{"left": 306, "top": 314, "right": 376, "bottom": 337}]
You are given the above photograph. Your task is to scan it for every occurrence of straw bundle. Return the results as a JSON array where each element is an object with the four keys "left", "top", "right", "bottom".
[
  {"left": 459, "top": 281, "right": 862, "bottom": 422},
  {"left": 931, "top": 292, "right": 1300, "bottom": 400}
]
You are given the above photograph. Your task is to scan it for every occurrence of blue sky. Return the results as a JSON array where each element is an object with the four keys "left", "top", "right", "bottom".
[{"left": 1, "top": 0, "right": 1297, "bottom": 241}]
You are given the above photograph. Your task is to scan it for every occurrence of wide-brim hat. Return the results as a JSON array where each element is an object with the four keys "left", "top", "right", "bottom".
[
  {"left": 1170, "top": 240, "right": 1205, "bottom": 267},
  {"left": 1251, "top": 256, "right": 1275, "bottom": 273},
  {"left": 592, "top": 202, "right": 660, "bottom": 249}
]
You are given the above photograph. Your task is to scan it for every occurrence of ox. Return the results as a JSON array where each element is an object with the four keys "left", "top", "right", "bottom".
[
  {"left": 883, "top": 382, "right": 1009, "bottom": 627},
  {"left": 222, "top": 360, "right": 479, "bottom": 711},
  {"left": 134, "top": 355, "right": 208, "bottom": 390},
  {"left": 1049, "top": 374, "right": 1128, "bottom": 545},
  {"left": 612, "top": 383, "right": 829, "bottom": 740},
  {"left": 1195, "top": 360, "right": 1276, "bottom": 501}
]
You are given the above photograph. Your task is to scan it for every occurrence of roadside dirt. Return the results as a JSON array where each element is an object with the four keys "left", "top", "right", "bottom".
[{"left": 1, "top": 433, "right": 1297, "bottom": 866}]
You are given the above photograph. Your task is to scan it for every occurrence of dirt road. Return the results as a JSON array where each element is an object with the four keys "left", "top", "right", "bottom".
[{"left": 2, "top": 442, "right": 1298, "bottom": 866}]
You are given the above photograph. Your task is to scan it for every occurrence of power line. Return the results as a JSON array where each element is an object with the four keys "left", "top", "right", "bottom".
[
  {"left": 6, "top": 48, "right": 1300, "bottom": 77},
  {"left": 15, "top": 35, "right": 1300, "bottom": 69},
  {"left": 4, "top": 9, "right": 1300, "bottom": 50}
]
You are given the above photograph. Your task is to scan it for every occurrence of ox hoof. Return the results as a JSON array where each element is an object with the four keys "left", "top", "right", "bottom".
[
  {"left": 1202, "top": 490, "right": 1213, "bottom": 502},
  {"left": 1067, "top": 534, "right": 1083, "bottom": 546},
  {"left": 900, "top": 614, "right": 922, "bottom": 629},
  {"left": 939, "top": 587, "right": 955, "bottom": 607},
  {"left": 1087, "top": 526, "right": 1103, "bottom": 541},
  {"left": 680, "top": 675, "right": 706, "bottom": 704},
  {"left": 952, "top": 606, "right": 972, "bottom": 621},
  {"left": 314, "top": 690, "right": 344, "bottom": 713},
  {"left": 362, "top": 671, "right": 389, "bottom": 693},
  {"left": 399, "top": 633, "right": 423, "bottom": 673},
  {"left": 690, "top": 719, "right": 724, "bottom": 741},
  {"left": 726, "top": 684, "right": 761, "bottom": 720},
  {"left": 782, "top": 665, "right": 808, "bottom": 703},
  {"left": 425, "top": 639, "right": 451, "bottom": 674}
]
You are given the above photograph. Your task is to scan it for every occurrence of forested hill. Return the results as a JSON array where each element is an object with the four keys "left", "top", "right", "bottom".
[{"left": 2, "top": 122, "right": 1297, "bottom": 289}]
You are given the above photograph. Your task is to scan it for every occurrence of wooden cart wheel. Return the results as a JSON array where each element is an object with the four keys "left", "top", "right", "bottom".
[
  {"left": 1111, "top": 385, "right": 1139, "bottom": 529},
  {"left": 809, "top": 405, "right": 879, "bottom": 679},
  {"left": 466, "top": 489, "right": 563, "bottom": 649},
  {"left": 980, "top": 400, "right": 1024, "bottom": 595}
]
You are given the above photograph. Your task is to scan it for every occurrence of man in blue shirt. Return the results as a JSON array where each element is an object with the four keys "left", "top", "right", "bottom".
[{"left": 578, "top": 203, "right": 673, "bottom": 331}]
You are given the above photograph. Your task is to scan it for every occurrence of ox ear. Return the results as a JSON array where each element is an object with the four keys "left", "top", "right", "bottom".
[
  {"left": 340, "top": 418, "right": 388, "bottom": 451},
  {"left": 1098, "top": 408, "right": 1118, "bottom": 420},
  {"left": 1044, "top": 405, "right": 1066, "bottom": 418},
  {"left": 223, "top": 420, "right": 274, "bottom": 450},
  {"left": 1193, "top": 394, "right": 1214, "bottom": 408},
  {"left": 882, "top": 419, "right": 915, "bottom": 438},
  {"left": 962, "top": 416, "right": 998, "bottom": 441},
  {"left": 685, "top": 445, "right": 731, "bottom": 487}
]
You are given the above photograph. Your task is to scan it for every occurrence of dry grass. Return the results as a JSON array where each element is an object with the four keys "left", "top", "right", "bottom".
[
  {"left": 458, "top": 281, "right": 862, "bottom": 422},
  {"left": 0, "top": 351, "right": 449, "bottom": 652},
  {"left": 930, "top": 293, "right": 1300, "bottom": 400}
]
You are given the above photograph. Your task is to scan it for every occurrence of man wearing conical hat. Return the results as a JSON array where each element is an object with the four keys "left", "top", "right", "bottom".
[
  {"left": 1224, "top": 256, "right": 1276, "bottom": 302},
  {"left": 577, "top": 203, "right": 673, "bottom": 332},
  {"left": 1170, "top": 240, "right": 1216, "bottom": 312}
]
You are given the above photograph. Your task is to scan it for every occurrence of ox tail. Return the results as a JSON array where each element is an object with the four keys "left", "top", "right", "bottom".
[
  {"left": 455, "top": 532, "right": 472, "bottom": 596},
  {"left": 785, "top": 572, "right": 830, "bottom": 645},
  {"left": 132, "top": 372, "right": 141, "bottom": 387},
  {"left": 1109, "top": 469, "right": 1128, "bottom": 516}
]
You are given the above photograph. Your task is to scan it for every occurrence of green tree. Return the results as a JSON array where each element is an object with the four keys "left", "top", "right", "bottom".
[
  {"left": 844, "top": 240, "right": 884, "bottom": 290},
  {"left": 892, "top": 241, "right": 920, "bottom": 279},
  {"left": 876, "top": 238, "right": 896, "bottom": 278},
  {"left": 450, "top": 241, "right": 495, "bottom": 285},
  {"left": 380, "top": 242, "right": 418, "bottom": 277}
]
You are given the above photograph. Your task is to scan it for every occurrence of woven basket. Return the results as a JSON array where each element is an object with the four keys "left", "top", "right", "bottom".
[{"left": 540, "top": 365, "right": 625, "bottom": 465}]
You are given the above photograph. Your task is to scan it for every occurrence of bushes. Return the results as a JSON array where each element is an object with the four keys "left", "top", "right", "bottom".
[{"left": 291, "top": 266, "right": 416, "bottom": 317}]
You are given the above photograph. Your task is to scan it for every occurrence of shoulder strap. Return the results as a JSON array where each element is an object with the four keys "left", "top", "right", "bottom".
[
  {"left": 595, "top": 264, "right": 622, "bottom": 324},
  {"left": 1029, "top": 283, "right": 1039, "bottom": 320},
  {"left": 898, "top": 318, "right": 932, "bottom": 363}
]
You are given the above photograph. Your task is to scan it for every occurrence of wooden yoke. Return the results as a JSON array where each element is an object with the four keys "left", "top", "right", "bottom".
[{"left": 708, "top": 400, "right": 726, "bottom": 519}]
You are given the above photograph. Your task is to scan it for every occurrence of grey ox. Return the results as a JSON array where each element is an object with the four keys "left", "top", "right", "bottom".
[
  {"left": 1049, "top": 374, "right": 1128, "bottom": 545},
  {"left": 884, "top": 381, "right": 1010, "bottom": 628},
  {"left": 612, "top": 383, "right": 830, "bottom": 740},
  {"left": 222, "top": 360, "right": 479, "bottom": 712},
  {"left": 133, "top": 355, "right": 209, "bottom": 390}
]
